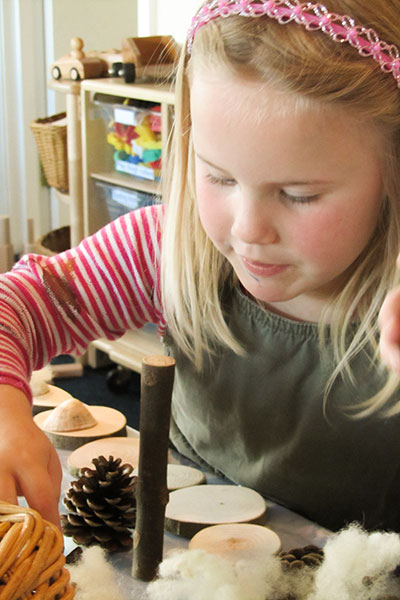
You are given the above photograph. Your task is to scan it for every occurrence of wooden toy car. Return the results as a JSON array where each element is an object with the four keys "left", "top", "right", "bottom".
[
  {"left": 50, "top": 36, "right": 179, "bottom": 84},
  {"left": 50, "top": 38, "right": 110, "bottom": 81}
]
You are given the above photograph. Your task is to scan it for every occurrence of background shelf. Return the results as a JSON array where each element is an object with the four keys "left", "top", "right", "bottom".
[{"left": 81, "top": 78, "right": 175, "bottom": 372}]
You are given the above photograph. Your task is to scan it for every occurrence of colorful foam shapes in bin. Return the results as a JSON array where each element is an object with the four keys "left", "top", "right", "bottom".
[
  {"left": 135, "top": 123, "right": 156, "bottom": 142},
  {"left": 107, "top": 132, "right": 125, "bottom": 150},
  {"left": 137, "top": 139, "right": 162, "bottom": 150},
  {"left": 131, "top": 141, "right": 144, "bottom": 158},
  {"left": 150, "top": 158, "right": 162, "bottom": 170},
  {"left": 114, "top": 150, "right": 130, "bottom": 161},
  {"left": 149, "top": 106, "right": 162, "bottom": 132},
  {"left": 142, "top": 149, "right": 162, "bottom": 163},
  {"left": 128, "top": 154, "right": 142, "bottom": 164}
]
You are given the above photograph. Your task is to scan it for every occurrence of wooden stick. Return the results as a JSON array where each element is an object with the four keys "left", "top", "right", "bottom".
[{"left": 132, "top": 355, "right": 175, "bottom": 581}]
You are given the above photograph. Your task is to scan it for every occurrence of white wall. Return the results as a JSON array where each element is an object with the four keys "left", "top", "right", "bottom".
[
  {"left": 0, "top": 0, "right": 138, "bottom": 253},
  {"left": 0, "top": 0, "right": 49, "bottom": 255},
  {"left": 44, "top": 0, "right": 139, "bottom": 233},
  {"left": 45, "top": 0, "right": 139, "bottom": 115},
  {"left": 137, "top": 0, "right": 200, "bottom": 42}
]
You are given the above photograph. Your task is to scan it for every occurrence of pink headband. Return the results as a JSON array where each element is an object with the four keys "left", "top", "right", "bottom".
[{"left": 187, "top": 0, "right": 400, "bottom": 88}]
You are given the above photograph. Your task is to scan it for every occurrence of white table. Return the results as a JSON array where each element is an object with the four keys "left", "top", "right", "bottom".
[{"left": 59, "top": 428, "right": 330, "bottom": 599}]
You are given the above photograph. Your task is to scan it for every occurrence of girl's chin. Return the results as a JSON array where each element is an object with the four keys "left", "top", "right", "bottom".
[{"left": 240, "top": 282, "right": 295, "bottom": 306}]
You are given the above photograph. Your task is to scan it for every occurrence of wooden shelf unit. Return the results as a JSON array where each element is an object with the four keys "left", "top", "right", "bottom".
[
  {"left": 81, "top": 78, "right": 175, "bottom": 371},
  {"left": 81, "top": 78, "right": 174, "bottom": 235}
]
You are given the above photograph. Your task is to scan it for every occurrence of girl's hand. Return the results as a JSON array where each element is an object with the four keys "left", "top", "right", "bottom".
[
  {"left": 379, "top": 284, "right": 400, "bottom": 374},
  {"left": 0, "top": 385, "right": 62, "bottom": 528}
]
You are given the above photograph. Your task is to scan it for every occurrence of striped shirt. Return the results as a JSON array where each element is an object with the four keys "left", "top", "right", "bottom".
[{"left": 0, "top": 205, "right": 166, "bottom": 402}]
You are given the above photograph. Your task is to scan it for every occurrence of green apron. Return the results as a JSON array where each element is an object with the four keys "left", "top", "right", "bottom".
[{"left": 164, "top": 287, "right": 400, "bottom": 532}]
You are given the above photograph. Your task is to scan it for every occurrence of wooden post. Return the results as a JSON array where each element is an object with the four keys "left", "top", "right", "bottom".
[
  {"left": 0, "top": 216, "right": 14, "bottom": 273},
  {"left": 132, "top": 355, "right": 175, "bottom": 581},
  {"left": 24, "top": 218, "right": 38, "bottom": 254}
]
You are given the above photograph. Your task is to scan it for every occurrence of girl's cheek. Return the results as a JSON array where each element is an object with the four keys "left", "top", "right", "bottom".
[
  {"left": 291, "top": 212, "right": 340, "bottom": 260},
  {"left": 196, "top": 183, "right": 229, "bottom": 240},
  {"left": 293, "top": 208, "right": 357, "bottom": 266}
]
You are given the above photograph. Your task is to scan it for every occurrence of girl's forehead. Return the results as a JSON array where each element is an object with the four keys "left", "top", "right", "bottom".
[
  {"left": 190, "top": 67, "right": 385, "bottom": 181},
  {"left": 189, "top": 66, "right": 384, "bottom": 147},
  {"left": 191, "top": 67, "right": 343, "bottom": 127}
]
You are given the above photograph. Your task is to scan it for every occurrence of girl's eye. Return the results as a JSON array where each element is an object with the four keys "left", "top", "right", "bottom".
[
  {"left": 280, "top": 190, "right": 319, "bottom": 204},
  {"left": 205, "top": 174, "right": 236, "bottom": 187}
]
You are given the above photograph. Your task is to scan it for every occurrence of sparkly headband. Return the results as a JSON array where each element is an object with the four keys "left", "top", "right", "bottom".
[{"left": 186, "top": 0, "right": 400, "bottom": 88}]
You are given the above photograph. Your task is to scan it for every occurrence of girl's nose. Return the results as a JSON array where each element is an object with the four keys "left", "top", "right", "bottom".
[{"left": 231, "top": 193, "right": 279, "bottom": 245}]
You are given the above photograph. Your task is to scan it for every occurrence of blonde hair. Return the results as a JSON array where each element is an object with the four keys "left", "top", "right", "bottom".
[{"left": 161, "top": 0, "right": 400, "bottom": 416}]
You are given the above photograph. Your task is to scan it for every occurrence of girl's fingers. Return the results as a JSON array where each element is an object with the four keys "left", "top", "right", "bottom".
[
  {"left": 379, "top": 287, "right": 400, "bottom": 372},
  {"left": 0, "top": 386, "right": 62, "bottom": 528},
  {"left": 17, "top": 463, "right": 62, "bottom": 530},
  {"left": 0, "top": 473, "right": 18, "bottom": 507},
  {"left": 379, "top": 288, "right": 400, "bottom": 329},
  {"left": 379, "top": 316, "right": 400, "bottom": 373}
]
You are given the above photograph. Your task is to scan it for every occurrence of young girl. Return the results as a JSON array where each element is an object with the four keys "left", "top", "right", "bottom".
[{"left": 1, "top": 0, "right": 400, "bottom": 533}]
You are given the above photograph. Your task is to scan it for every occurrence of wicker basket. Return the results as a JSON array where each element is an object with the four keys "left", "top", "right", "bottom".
[
  {"left": 0, "top": 501, "right": 75, "bottom": 599},
  {"left": 31, "top": 112, "right": 69, "bottom": 192},
  {"left": 36, "top": 226, "right": 71, "bottom": 257}
]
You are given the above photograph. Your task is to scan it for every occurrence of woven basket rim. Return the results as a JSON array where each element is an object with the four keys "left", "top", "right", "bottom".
[{"left": 31, "top": 112, "right": 67, "bottom": 128}]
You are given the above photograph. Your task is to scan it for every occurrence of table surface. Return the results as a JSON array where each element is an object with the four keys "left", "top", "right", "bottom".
[{"left": 59, "top": 428, "right": 331, "bottom": 599}]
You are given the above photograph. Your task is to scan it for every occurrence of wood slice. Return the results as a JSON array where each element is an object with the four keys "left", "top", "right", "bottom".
[
  {"left": 32, "top": 385, "right": 73, "bottom": 415},
  {"left": 165, "top": 464, "right": 206, "bottom": 491},
  {"left": 189, "top": 523, "right": 281, "bottom": 561},
  {"left": 133, "top": 463, "right": 206, "bottom": 491},
  {"left": 68, "top": 438, "right": 205, "bottom": 488},
  {"left": 34, "top": 405, "right": 127, "bottom": 450},
  {"left": 67, "top": 436, "right": 141, "bottom": 476},
  {"left": 164, "top": 484, "right": 267, "bottom": 538}
]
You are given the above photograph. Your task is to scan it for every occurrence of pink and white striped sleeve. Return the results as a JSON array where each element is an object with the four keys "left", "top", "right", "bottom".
[{"left": 0, "top": 205, "right": 166, "bottom": 401}]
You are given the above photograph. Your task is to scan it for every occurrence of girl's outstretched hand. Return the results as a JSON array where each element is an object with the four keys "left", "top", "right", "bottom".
[
  {"left": 379, "top": 284, "right": 400, "bottom": 374},
  {"left": 0, "top": 385, "right": 62, "bottom": 528}
]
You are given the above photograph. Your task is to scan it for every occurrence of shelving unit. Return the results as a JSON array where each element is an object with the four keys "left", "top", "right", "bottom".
[
  {"left": 81, "top": 78, "right": 174, "bottom": 235},
  {"left": 81, "top": 77, "right": 176, "bottom": 371}
]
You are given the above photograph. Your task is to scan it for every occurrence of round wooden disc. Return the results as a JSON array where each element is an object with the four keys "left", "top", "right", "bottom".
[
  {"left": 189, "top": 523, "right": 281, "bottom": 560},
  {"left": 32, "top": 385, "right": 73, "bottom": 415},
  {"left": 165, "top": 484, "right": 267, "bottom": 538},
  {"left": 132, "top": 463, "right": 206, "bottom": 491},
  {"left": 67, "top": 436, "right": 140, "bottom": 476},
  {"left": 68, "top": 438, "right": 205, "bottom": 487},
  {"left": 166, "top": 464, "right": 206, "bottom": 491},
  {"left": 34, "top": 406, "right": 127, "bottom": 450}
]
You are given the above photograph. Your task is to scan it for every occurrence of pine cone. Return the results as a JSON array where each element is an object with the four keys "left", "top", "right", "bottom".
[
  {"left": 279, "top": 544, "right": 324, "bottom": 571},
  {"left": 61, "top": 455, "right": 137, "bottom": 552}
]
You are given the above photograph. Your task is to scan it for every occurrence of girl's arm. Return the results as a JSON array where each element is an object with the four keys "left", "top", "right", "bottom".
[
  {"left": 0, "top": 205, "right": 164, "bottom": 523},
  {"left": 0, "top": 205, "right": 164, "bottom": 398}
]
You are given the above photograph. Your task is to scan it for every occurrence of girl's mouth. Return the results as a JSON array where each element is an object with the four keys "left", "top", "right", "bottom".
[{"left": 241, "top": 256, "right": 289, "bottom": 278}]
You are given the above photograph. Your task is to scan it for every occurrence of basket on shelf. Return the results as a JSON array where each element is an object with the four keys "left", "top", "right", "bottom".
[
  {"left": 30, "top": 112, "right": 69, "bottom": 193},
  {"left": 0, "top": 501, "right": 75, "bottom": 599},
  {"left": 36, "top": 225, "right": 71, "bottom": 256}
]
